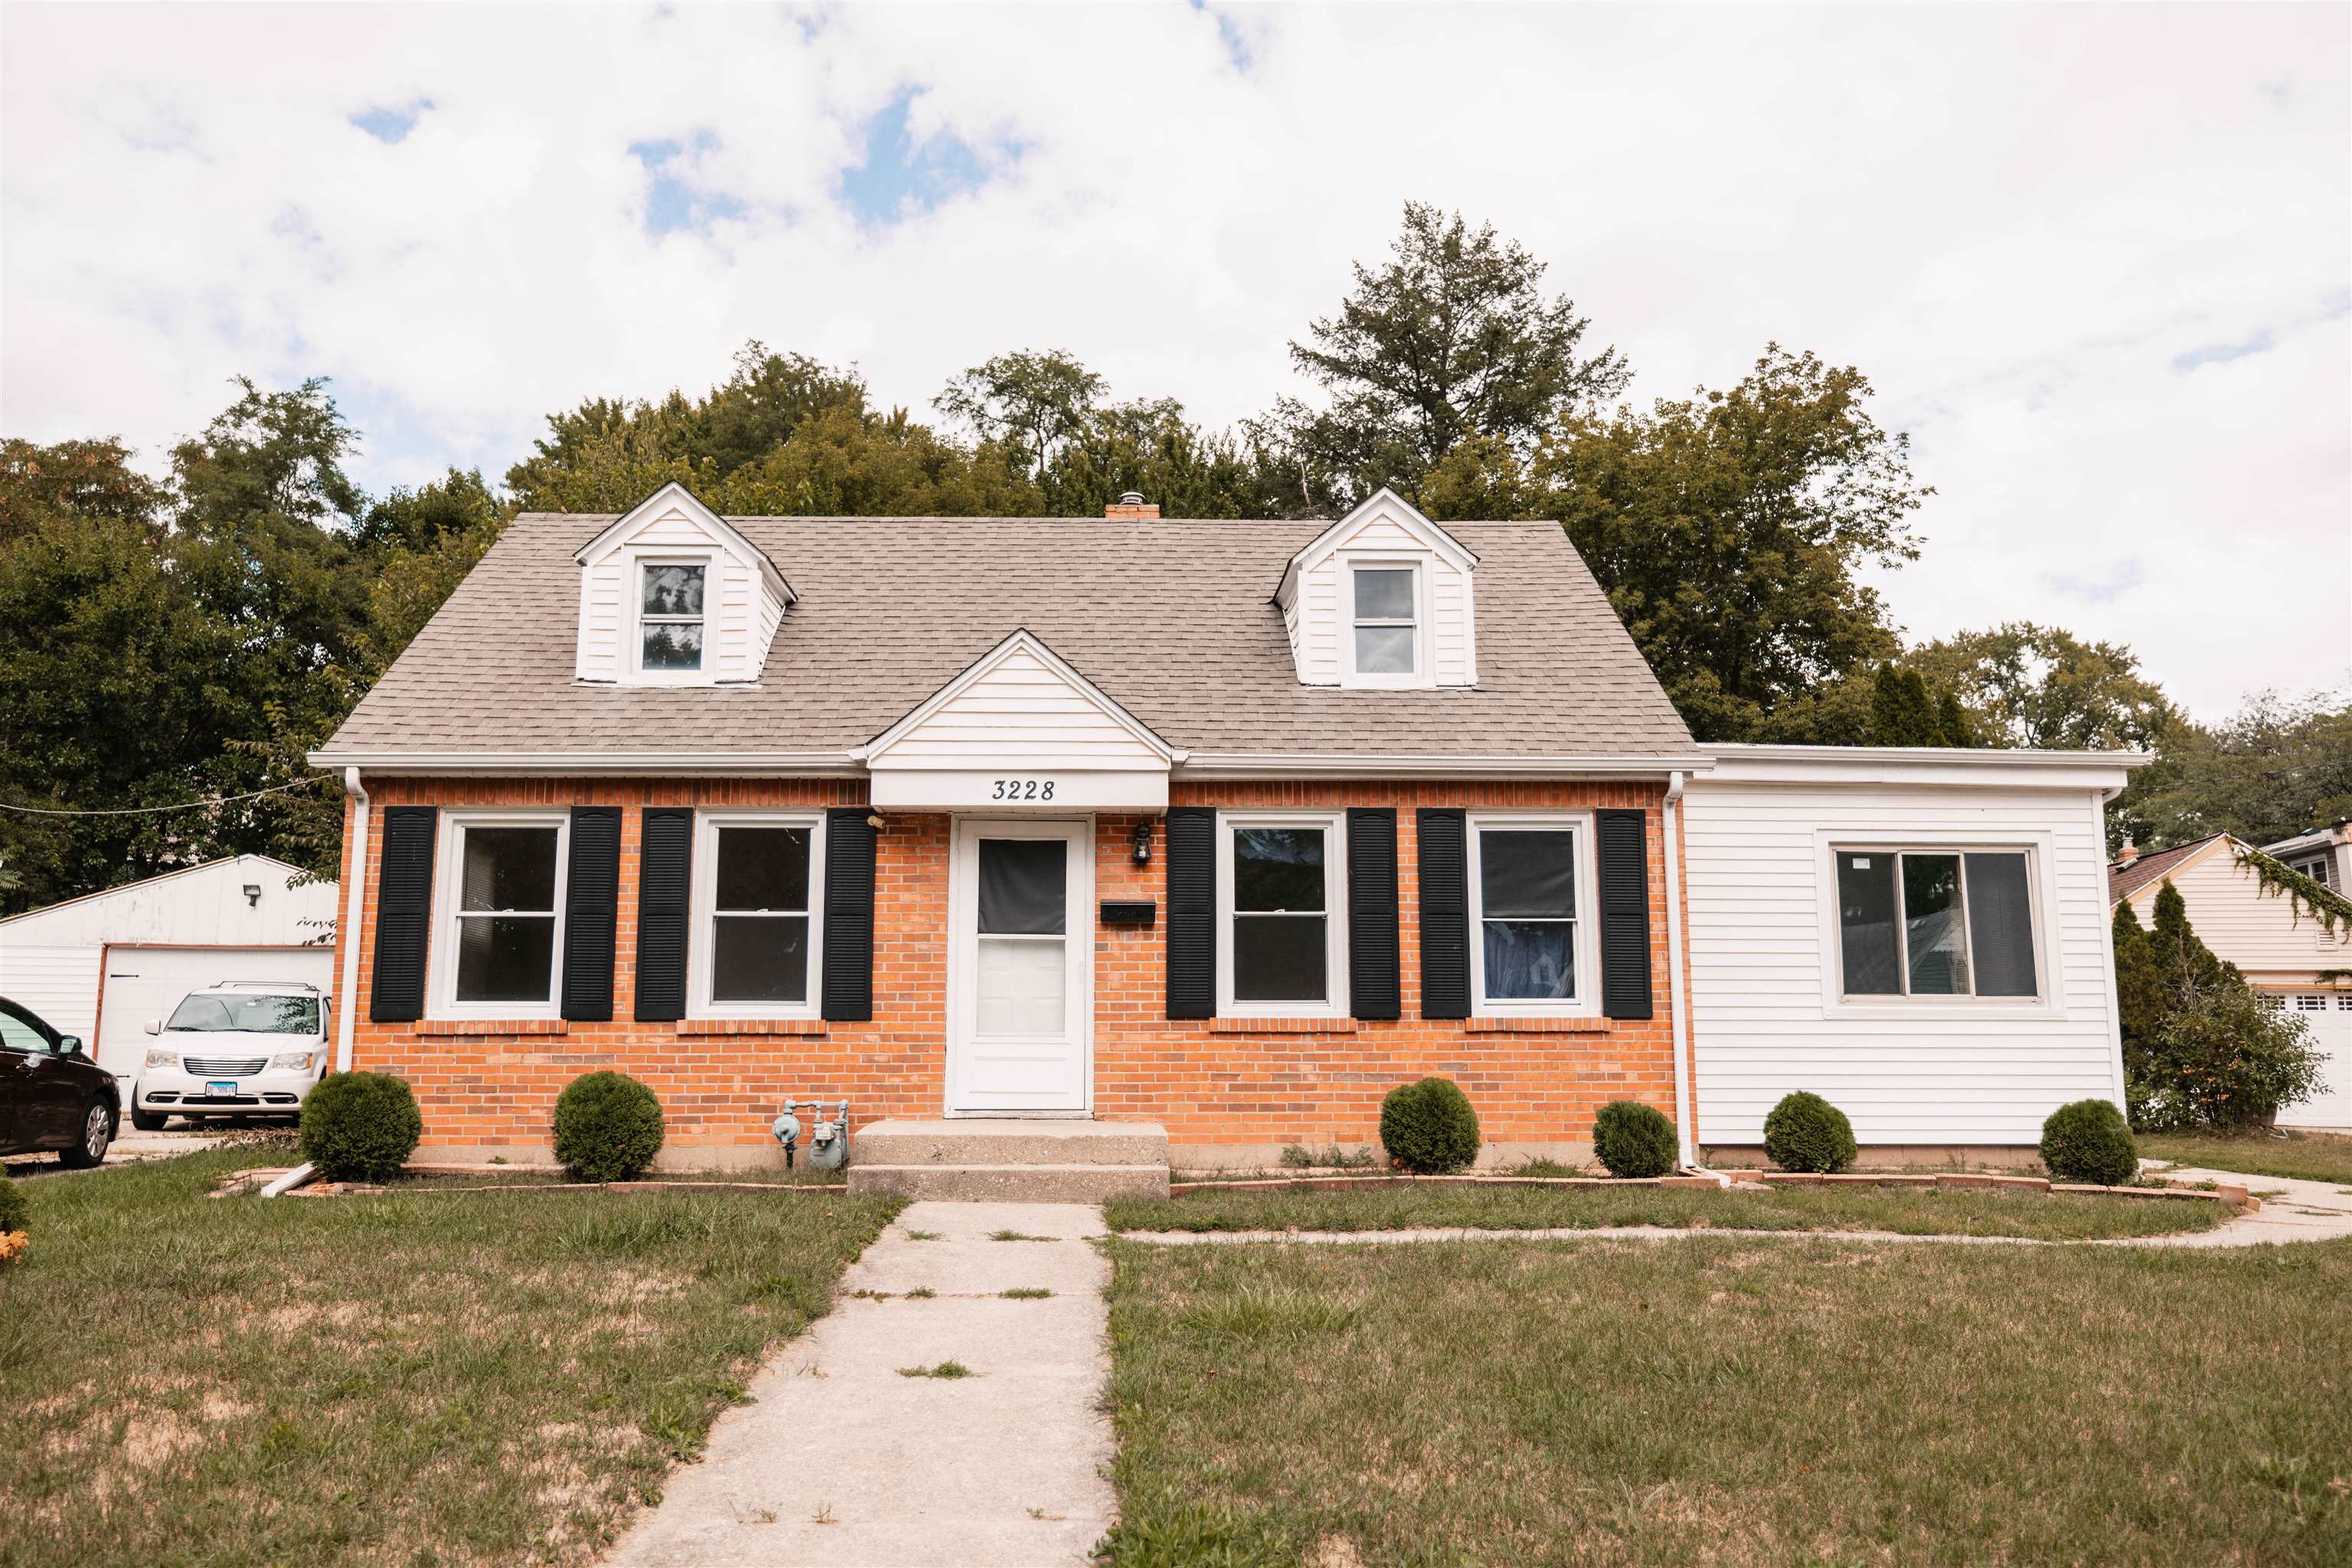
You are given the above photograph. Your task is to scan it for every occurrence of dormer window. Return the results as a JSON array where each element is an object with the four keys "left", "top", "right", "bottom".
[
  {"left": 1351, "top": 565, "right": 1419, "bottom": 679},
  {"left": 639, "top": 563, "right": 707, "bottom": 673}
]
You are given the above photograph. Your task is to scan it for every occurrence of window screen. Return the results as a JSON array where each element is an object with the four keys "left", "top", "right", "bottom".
[
  {"left": 975, "top": 838, "right": 1067, "bottom": 1034},
  {"left": 1478, "top": 828, "right": 1578, "bottom": 1001},
  {"left": 1233, "top": 826, "right": 1328, "bottom": 1002},
  {"left": 1837, "top": 849, "right": 2039, "bottom": 1000},
  {"left": 455, "top": 825, "right": 560, "bottom": 1003},
  {"left": 710, "top": 826, "right": 812, "bottom": 1004}
]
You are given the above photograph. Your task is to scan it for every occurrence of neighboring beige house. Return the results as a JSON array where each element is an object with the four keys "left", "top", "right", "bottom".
[{"left": 2109, "top": 831, "right": 2352, "bottom": 1129}]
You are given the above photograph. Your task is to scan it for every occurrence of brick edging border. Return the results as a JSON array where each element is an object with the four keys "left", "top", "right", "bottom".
[{"left": 1164, "top": 1170, "right": 2258, "bottom": 1210}]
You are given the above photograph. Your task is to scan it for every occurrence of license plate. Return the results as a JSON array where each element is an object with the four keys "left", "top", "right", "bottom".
[{"left": 207, "top": 1081, "right": 237, "bottom": 1096}]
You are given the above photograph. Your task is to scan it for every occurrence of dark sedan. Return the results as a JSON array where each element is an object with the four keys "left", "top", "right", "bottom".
[{"left": 1, "top": 995, "right": 118, "bottom": 1167}]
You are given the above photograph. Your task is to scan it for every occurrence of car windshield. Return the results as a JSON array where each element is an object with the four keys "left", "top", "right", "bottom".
[{"left": 165, "top": 994, "right": 319, "bottom": 1034}]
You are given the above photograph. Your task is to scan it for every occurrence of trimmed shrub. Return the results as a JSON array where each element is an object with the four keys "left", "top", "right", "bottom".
[
  {"left": 554, "top": 1071, "right": 666, "bottom": 1182},
  {"left": 1378, "top": 1077, "right": 1481, "bottom": 1174},
  {"left": 298, "top": 1072, "right": 423, "bottom": 1182},
  {"left": 0, "top": 1174, "right": 26, "bottom": 1236},
  {"left": 1591, "top": 1100, "right": 1677, "bottom": 1178},
  {"left": 1762, "top": 1090, "right": 1858, "bottom": 1174},
  {"left": 2040, "top": 1099, "right": 2139, "bottom": 1187}
]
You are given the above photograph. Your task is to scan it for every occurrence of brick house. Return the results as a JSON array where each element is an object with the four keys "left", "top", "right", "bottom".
[{"left": 309, "top": 483, "right": 2142, "bottom": 1182}]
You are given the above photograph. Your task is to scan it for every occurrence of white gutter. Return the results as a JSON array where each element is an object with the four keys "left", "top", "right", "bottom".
[
  {"left": 334, "top": 767, "right": 368, "bottom": 1073},
  {"left": 306, "top": 750, "right": 861, "bottom": 778},
  {"left": 1663, "top": 769, "right": 1697, "bottom": 1169},
  {"left": 1177, "top": 753, "right": 1715, "bottom": 782},
  {"left": 260, "top": 1163, "right": 317, "bottom": 1198}
]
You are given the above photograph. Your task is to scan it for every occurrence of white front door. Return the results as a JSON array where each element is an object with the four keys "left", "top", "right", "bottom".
[{"left": 949, "top": 818, "right": 1092, "bottom": 1113}]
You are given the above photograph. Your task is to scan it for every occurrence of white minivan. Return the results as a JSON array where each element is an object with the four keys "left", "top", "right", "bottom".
[{"left": 132, "top": 981, "right": 332, "bottom": 1130}]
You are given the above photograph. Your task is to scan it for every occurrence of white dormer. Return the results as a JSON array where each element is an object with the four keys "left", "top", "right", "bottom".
[
  {"left": 573, "top": 483, "right": 792, "bottom": 685},
  {"left": 1274, "top": 488, "right": 1478, "bottom": 689}
]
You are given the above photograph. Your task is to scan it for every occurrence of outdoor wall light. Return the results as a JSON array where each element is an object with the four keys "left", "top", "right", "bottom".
[
  {"left": 241, "top": 883, "right": 263, "bottom": 907},
  {"left": 865, "top": 812, "right": 886, "bottom": 831},
  {"left": 1132, "top": 819, "right": 1154, "bottom": 866}
]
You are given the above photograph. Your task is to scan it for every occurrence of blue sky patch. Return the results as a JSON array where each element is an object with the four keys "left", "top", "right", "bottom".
[
  {"left": 839, "top": 89, "right": 1009, "bottom": 226},
  {"left": 351, "top": 100, "right": 433, "bottom": 144},
  {"left": 629, "top": 132, "right": 742, "bottom": 237},
  {"left": 1189, "top": 0, "right": 1254, "bottom": 74},
  {"left": 2171, "top": 328, "right": 2274, "bottom": 373},
  {"left": 2044, "top": 559, "right": 2145, "bottom": 605}
]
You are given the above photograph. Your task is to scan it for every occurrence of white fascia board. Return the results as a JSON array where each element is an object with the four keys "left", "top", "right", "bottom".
[
  {"left": 1698, "top": 743, "right": 2149, "bottom": 792},
  {"left": 855, "top": 628, "right": 1184, "bottom": 766},
  {"left": 573, "top": 482, "right": 794, "bottom": 604},
  {"left": 306, "top": 750, "right": 860, "bottom": 778},
  {"left": 1275, "top": 487, "right": 1480, "bottom": 605},
  {"left": 1175, "top": 753, "right": 1711, "bottom": 781}
]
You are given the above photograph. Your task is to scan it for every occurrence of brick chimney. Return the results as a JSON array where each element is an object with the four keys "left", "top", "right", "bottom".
[
  {"left": 1105, "top": 491, "right": 1159, "bottom": 521},
  {"left": 2117, "top": 835, "right": 2139, "bottom": 867}
]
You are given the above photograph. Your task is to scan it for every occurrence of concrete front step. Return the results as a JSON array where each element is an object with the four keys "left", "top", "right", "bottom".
[
  {"left": 849, "top": 1162, "right": 1170, "bottom": 1203},
  {"left": 853, "top": 1118, "right": 1169, "bottom": 1170}
]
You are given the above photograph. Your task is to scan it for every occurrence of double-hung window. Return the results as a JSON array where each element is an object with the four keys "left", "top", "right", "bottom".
[
  {"left": 1468, "top": 815, "right": 1593, "bottom": 1014},
  {"left": 1348, "top": 564, "right": 1419, "bottom": 681},
  {"left": 692, "top": 814, "right": 825, "bottom": 1017},
  {"left": 1834, "top": 848, "right": 2040, "bottom": 999},
  {"left": 435, "top": 814, "right": 568, "bottom": 1016},
  {"left": 638, "top": 561, "right": 706, "bottom": 674},
  {"left": 1218, "top": 815, "right": 1348, "bottom": 1016},
  {"left": 2289, "top": 855, "right": 2333, "bottom": 890}
]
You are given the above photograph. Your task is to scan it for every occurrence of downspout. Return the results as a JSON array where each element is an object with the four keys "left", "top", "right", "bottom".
[
  {"left": 334, "top": 767, "right": 369, "bottom": 1073},
  {"left": 1663, "top": 769, "right": 1703, "bottom": 1172},
  {"left": 274, "top": 768, "right": 367, "bottom": 1201}
]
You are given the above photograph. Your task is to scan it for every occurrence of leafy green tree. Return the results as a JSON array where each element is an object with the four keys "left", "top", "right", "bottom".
[
  {"left": 1525, "top": 347, "right": 1929, "bottom": 742},
  {"left": 1909, "top": 622, "right": 2177, "bottom": 752},
  {"left": 936, "top": 349, "right": 1106, "bottom": 480},
  {"left": 0, "top": 437, "right": 169, "bottom": 544},
  {"left": 2148, "top": 880, "right": 2236, "bottom": 999},
  {"left": 1936, "top": 688, "right": 1975, "bottom": 747},
  {"left": 2118, "top": 688, "right": 2352, "bottom": 851},
  {"left": 1263, "top": 201, "right": 1630, "bottom": 509},
  {"left": 713, "top": 404, "right": 1038, "bottom": 518},
  {"left": 2111, "top": 899, "right": 2168, "bottom": 1118},
  {"left": 1037, "top": 397, "right": 1289, "bottom": 519}
]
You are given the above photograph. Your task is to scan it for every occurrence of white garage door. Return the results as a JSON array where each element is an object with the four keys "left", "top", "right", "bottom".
[
  {"left": 2277, "top": 993, "right": 2352, "bottom": 1131},
  {"left": 96, "top": 946, "right": 336, "bottom": 1100}
]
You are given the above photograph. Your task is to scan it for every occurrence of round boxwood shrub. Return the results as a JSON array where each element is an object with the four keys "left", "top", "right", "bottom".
[
  {"left": 0, "top": 1174, "right": 27, "bottom": 1236},
  {"left": 554, "top": 1071, "right": 666, "bottom": 1182},
  {"left": 2040, "top": 1099, "right": 2138, "bottom": 1187},
  {"left": 1591, "top": 1100, "right": 1678, "bottom": 1178},
  {"left": 298, "top": 1072, "right": 423, "bottom": 1182},
  {"left": 1762, "top": 1090, "right": 1858, "bottom": 1174},
  {"left": 1378, "top": 1076, "right": 1481, "bottom": 1174}
]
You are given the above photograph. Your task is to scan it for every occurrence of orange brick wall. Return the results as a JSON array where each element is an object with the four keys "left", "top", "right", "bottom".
[{"left": 332, "top": 777, "right": 1684, "bottom": 1162}]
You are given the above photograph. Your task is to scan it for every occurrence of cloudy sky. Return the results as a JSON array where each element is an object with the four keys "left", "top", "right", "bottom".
[{"left": 3, "top": 2, "right": 2345, "bottom": 717}]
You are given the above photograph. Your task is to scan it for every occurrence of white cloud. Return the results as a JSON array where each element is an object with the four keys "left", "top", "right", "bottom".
[{"left": 3, "top": 1, "right": 2345, "bottom": 717}]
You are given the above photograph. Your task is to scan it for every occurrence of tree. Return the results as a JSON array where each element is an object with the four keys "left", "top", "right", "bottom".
[
  {"left": 1870, "top": 665, "right": 1942, "bottom": 745},
  {"left": 2148, "top": 880, "right": 2235, "bottom": 999},
  {"left": 2117, "top": 687, "right": 2352, "bottom": 851},
  {"left": 1530, "top": 347, "right": 1929, "bottom": 741},
  {"left": 2111, "top": 899, "right": 2168, "bottom": 1116},
  {"left": 1909, "top": 622, "right": 2177, "bottom": 753},
  {"left": 1037, "top": 397, "right": 1289, "bottom": 519},
  {"left": 936, "top": 350, "right": 1106, "bottom": 480},
  {"left": 1263, "top": 201, "right": 1630, "bottom": 508},
  {"left": 0, "top": 436, "right": 169, "bottom": 544},
  {"left": 1936, "top": 689, "right": 1975, "bottom": 747}
]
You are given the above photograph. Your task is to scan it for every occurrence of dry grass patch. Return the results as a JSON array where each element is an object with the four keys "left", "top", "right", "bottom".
[
  {"left": 1099, "top": 1234, "right": 2352, "bottom": 1566},
  {"left": 1106, "top": 1180, "right": 2227, "bottom": 1241},
  {"left": 0, "top": 1148, "right": 900, "bottom": 1567}
]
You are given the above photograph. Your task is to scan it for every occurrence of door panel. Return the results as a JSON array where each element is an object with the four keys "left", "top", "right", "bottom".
[{"left": 950, "top": 820, "right": 1090, "bottom": 1112}]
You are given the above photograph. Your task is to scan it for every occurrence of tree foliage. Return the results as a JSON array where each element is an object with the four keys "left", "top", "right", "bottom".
[
  {"left": 1909, "top": 622, "right": 2177, "bottom": 753},
  {"left": 2116, "top": 687, "right": 2352, "bottom": 852}
]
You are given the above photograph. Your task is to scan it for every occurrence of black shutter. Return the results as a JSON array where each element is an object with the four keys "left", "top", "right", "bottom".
[
  {"left": 1596, "top": 808, "right": 1654, "bottom": 1021},
  {"left": 1165, "top": 806, "right": 1216, "bottom": 1019},
  {"left": 1347, "top": 808, "right": 1400, "bottom": 1020},
  {"left": 635, "top": 808, "right": 694, "bottom": 1022},
  {"left": 1416, "top": 808, "right": 1470, "bottom": 1019},
  {"left": 561, "top": 806, "right": 622, "bottom": 1021},
  {"left": 369, "top": 806, "right": 436, "bottom": 1023},
  {"left": 821, "top": 807, "right": 877, "bottom": 1022}
]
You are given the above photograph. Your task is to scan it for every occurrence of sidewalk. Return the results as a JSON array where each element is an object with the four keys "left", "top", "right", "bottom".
[{"left": 606, "top": 1200, "right": 1113, "bottom": 1568}]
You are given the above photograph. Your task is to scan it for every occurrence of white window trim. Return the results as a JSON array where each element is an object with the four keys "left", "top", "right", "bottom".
[
  {"left": 1338, "top": 554, "right": 1434, "bottom": 690},
  {"left": 1216, "top": 810, "right": 1350, "bottom": 1018},
  {"left": 630, "top": 552, "right": 717, "bottom": 684},
  {"left": 1467, "top": 810, "right": 1602, "bottom": 1018},
  {"left": 430, "top": 810, "right": 570, "bottom": 1021},
  {"left": 1811, "top": 831, "right": 2062, "bottom": 1021},
  {"left": 689, "top": 810, "right": 826, "bottom": 1021}
]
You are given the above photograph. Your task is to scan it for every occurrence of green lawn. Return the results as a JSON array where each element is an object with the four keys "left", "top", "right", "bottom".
[
  {"left": 2138, "top": 1129, "right": 2352, "bottom": 1187},
  {"left": 1106, "top": 1180, "right": 2227, "bottom": 1242},
  {"left": 1100, "top": 1234, "right": 2352, "bottom": 1566},
  {"left": 0, "top": 1148, "right": 900, "bottom": 1567}
]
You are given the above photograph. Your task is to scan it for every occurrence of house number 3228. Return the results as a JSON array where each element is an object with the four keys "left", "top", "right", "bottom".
[{"left": 991, "top": 779, "right": 1054, "bottom": 800}]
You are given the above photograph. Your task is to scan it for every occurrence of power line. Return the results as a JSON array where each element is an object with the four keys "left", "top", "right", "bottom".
[{"left": 0, "top": 778, "right": 322, "bottom": 817}]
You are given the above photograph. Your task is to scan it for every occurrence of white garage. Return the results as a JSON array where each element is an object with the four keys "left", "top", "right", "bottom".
[{"left": 0, "top": 856, "right": 338, "bottom": 1102}]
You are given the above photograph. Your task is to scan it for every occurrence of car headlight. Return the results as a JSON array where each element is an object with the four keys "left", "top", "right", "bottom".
[
  {"left": 145, "top": 1049, "right": 177, "bottom": 1070},
  {"left": 270, "top": 1050, "right": 320, "bottom": 1071}
]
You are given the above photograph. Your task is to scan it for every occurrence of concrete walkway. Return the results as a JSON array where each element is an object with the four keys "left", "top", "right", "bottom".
[{"left": 606, "top": 1200, "right": 1113, "bottom": 1568}]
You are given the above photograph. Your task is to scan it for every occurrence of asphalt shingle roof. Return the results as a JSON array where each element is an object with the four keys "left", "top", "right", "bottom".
[
  {"left": 2108, "top": 834, "right": 2226, "bottom": 905},
  {"left": 322, "top": 514, "right": 1700, "bottom": 762}
]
